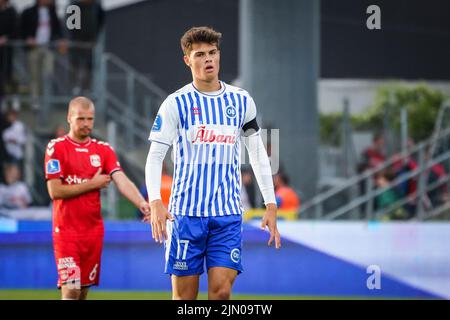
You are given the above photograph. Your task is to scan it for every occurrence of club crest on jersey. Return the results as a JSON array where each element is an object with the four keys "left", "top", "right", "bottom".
[
  {"left": 90, "top": 154, "right": 101, "bottom": 167},
  {"left": 152, "top": 114, "right": 162, "bottom": 132},
  {"left": 225, "top": 105, "right": 237, "bottom": 119},
  {"left": 46, "top": 159, "right": 61, "bottom": 174}
]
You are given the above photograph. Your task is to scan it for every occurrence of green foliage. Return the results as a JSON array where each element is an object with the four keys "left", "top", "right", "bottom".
[
  {"left": 319, "top": 112, "right": 376, "bottom": 145},
  {"left": 320, "top": 83, "right": 448, "bottom": 144},
  {"left": 369, "top": 83, "right": 446, "bottom": 141},
  {"left": 319, "top": 112, "right": 342, "bottom": 145}
]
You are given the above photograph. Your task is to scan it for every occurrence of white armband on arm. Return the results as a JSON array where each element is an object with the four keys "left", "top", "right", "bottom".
[
  {"left": 145, "top": 141, "right": 170, "bottom": 202},
  {"left": 244, "top": 130, "right": 277, "bottom": 206}
]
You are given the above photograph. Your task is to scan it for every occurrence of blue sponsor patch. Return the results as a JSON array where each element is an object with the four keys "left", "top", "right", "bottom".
[
  {"left": 46, "top": 159, "right": 61, "bottom": 174},
  {"left": 152, "top": 114, "right": 162, "bottom": 132}
]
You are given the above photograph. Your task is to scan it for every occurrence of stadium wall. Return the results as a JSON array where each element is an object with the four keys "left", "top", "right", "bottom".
[{"left": 0, "top": 219, "right": 447, "bottom": 298}]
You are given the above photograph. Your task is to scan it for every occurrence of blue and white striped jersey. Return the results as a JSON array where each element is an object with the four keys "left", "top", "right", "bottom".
[{"left": 149, "top": 81, "right": 257, "bottom": 217}]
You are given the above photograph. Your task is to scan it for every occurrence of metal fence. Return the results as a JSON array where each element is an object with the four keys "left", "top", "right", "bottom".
[{"left": 300, "top": 101, "right": 450, "bottom": 221}]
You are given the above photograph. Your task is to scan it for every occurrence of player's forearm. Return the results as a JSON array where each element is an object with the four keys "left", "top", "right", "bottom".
[
  {"left": 244, "top": 133, "right": 277, "bottom": 206},
  {"left": 115, "top": 175, "right": 146, "bottom": 208},
  {"left": 49, "top": 181, "right": 98, "bottom": 200},
  {"left": 145, "top": 142, "right": 169, "bottom": 202}
]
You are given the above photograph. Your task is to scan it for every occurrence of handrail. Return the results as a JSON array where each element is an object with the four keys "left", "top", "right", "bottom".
[
  {"left": 106, "top": 92, "right": 151, "bottom": 130},
  {"left": 323, "top": 148, "right": 450, "bottom": 220},
  {"left": 299, "top": 125, "right": 450, "bottom": 215},
  {"left": 423, "top": 202, "right": 450, "bottom": 220},
  {"left": 96, "top": 52, "right": 167, "bottom": 150},
  {"left": 103, "top": 52, "right": 167, "bottom": 99},
  {"left": 375, "top": 175, "right": 449, "bottom": 220}
]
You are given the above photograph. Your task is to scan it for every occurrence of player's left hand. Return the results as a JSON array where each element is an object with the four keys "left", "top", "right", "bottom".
[{"left": 261, "top": 203, "right": 281, "bottom": 249}]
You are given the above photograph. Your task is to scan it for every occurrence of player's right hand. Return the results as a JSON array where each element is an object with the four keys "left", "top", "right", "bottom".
[
  {"left": 149, "top": 199, "right": 174, "bottom": 244},
  {"left": 90, "top": 168, "right": 111, "bottom": 189}
]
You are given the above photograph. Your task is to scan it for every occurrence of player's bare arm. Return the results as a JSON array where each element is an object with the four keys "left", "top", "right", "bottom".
[
  {"left": 111, "top": 171, "right": 150, "bottom": 216},
  {"left": 47, "top": 168, "right": 110, "bottom": 200}
]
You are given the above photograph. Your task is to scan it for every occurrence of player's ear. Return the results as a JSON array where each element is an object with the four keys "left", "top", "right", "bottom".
[{"left": 183, "top": 55, "right": 191, "bottom": 67}]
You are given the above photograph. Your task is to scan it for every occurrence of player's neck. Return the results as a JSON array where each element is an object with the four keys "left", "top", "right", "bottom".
[
  {"left": 68, "top": 132, "right": 90, "bottom": 144},
  {"left": 193, "top": 79, "right": 221, "bottom": 93}
]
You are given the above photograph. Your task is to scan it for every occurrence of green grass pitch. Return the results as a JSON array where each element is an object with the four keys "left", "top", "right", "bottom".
[{"left": 0, "top": 290, "right": 309, "bottom": 300}]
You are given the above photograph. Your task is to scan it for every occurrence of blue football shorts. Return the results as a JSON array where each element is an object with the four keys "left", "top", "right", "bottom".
[{"left": 164, "top": 214, "right": 243, "bottom": 276}]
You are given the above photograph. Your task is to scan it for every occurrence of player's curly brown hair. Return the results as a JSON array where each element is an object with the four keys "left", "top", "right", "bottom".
[{"left": 180, "top": 26, "right": 222, "bottom": 56}]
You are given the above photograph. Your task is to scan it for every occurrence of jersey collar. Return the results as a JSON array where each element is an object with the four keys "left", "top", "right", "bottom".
[
  {"left": 191, "top": 81, "right": 226, "bottom": 97},
  {"left": 65, "top": 135, "right": 92, "bottom": 147}
]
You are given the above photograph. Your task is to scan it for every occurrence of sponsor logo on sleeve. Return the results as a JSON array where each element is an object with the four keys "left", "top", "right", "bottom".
[
  {"left": 152, "top": 114, "right": 162, "bottom": 132},
  {"left": 46, "top": 159, "right": 61, "bottom": 174}
]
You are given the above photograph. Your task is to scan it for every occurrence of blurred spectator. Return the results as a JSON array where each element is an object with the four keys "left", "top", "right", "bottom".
[
  {"left": 0, "top": 0, "right": 18, "bottom": 107},
  {"left": 359, "top": 132, "right": 385, "bottom": 172},
  {"left": 357, "top": 132, "right": 386, "bottom": 213},
  {"left": 0, "top": 109, "right": 12, "bottom": 183},
  {"left": 138, "top": 162, "right": 172, "bottom": 218},
  {"left": 391, "top": 137, "right": 418, "bottom": 216},
  {"left": 0, "top": 162, "right": 32, "bottom": 209},
  {"left": 21, "top": 0, "right": 64, "bottom": 110},
  {"left": 424, "top": 146, "right": 449, "bottom": 208},
  {"left": 427, "top": 163, "right": 448, "bottom": 206},
  {"left": 68, "top": 0, "right": 104, "bottom": 95},
  {"left": 240, "top": 183, "right": 251, "bottom": 211},
  {"left": 54, "top": 124, "right": 66, "bottom": 137},
  {"left": 274, "top": 172, "right": 300, "bottom": 211},
  {"left": 2, "top": 109, "right": 26, "bottom": 169},
  {"left": 241, "top": 166, "right": 256, "bottom": 211},
  {"left": 374, "top": 171, "right": 407, "bottom": 220},
  {"left": 41, "top": 124, "right": 67, "bottom": 142}
]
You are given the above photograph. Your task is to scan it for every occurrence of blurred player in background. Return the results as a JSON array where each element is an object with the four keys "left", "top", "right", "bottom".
[
  {"left": 45, "top": 97, "right": 150, "bottom": 300},
  {"left": 274, "top": 172, "right": 300, "bottom": 212},
  {"left": 145, "top": 26, "right": 281, "bottom": 300}
]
